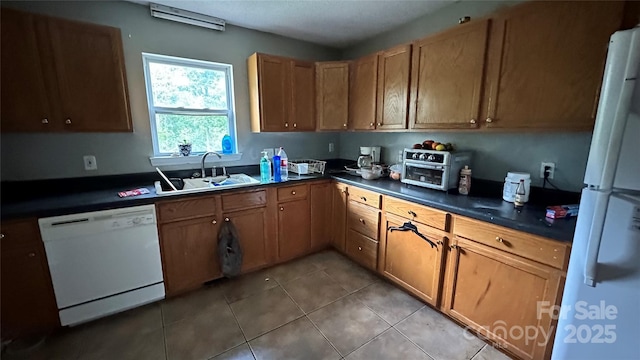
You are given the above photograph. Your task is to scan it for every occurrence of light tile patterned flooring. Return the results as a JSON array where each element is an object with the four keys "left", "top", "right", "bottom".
[{"left": 4, "top": 250, "right": 512, "bottom": 360}]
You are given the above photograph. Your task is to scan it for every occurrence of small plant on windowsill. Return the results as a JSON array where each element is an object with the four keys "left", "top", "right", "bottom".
[{"left": 178, "top": 140, "right": 192, "bottom": 156}]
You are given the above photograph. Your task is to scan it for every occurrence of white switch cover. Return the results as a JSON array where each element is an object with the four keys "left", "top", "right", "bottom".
[{"left": 84, "top": 155, "right": 97, "bottom": 171}]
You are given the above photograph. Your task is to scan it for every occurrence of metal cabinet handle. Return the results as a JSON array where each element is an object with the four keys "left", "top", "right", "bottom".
[
  {"left": 28, "top": 252, "right": 36, "bottom": 257},
  {"left": 41, "top": 118, "right": 49, "bottom": 124},
  {"left": 358, "top": 246, "right": 362, "bottom": 251},
  {"left": 369, "top": 122, "right": 374, "bottom": 127},
  {"left": 293, "top": 123, "right": 297, "bottom": 128},
  {"left": 284, "top": 122, "right": 289, "bottom": 128},
  {"left": 359, "top": 218, "right": 365, "bottom": 224},
  {"left": 0, "top": 234, "right": 5, "bottom": 239},
  {"left": 437, "top": 240, "right": 444, "bottom": 245},
  {"left": 343, "top": 123, "right": 347, "bottom": 127},
  {"left": 360, "top": 196, "right": 366, "bottom": 201},
  {"left": 449, "top": 244, "right": 457, "bottom": 250},
  {"left": 342, "top": 189, "right": 347, "bottom": 194},
  {"left": 65, "top": 118, "right": 72, "bottom": 125},
  {"left": 225, "top": 217, "right": 230, "bottom": 222},
  {"left": 280, "top": 207, "right": 284, "bottom": 211},
  {"left": 212, "top": 219, "right": 217, "bottom": 224},
  {"left": 407, "top": 210, "right": 417, "bottom": 218},
  {"left": 291, "top": 191, "right": 296, "bottom": 195},
  {"left": 469, "top": 119, "right": 476, "bottom": 124},
  {"left": 486, "top": 117, "right": 493, "bottom": 123},
  {"left": 495, "top": 236, "right": 504, "bottom": 243},
  {"left": 377, "top": 123, "right": 381, "bottom": 126}
]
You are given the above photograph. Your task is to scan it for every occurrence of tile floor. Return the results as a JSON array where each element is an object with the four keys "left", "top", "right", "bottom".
[{"left": 4, "top": 250, "right": 513, "bottom": 360}]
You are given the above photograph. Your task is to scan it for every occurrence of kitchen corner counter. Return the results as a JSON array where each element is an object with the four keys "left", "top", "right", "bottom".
[{"left": 330, "top": 174, "right": 576, "bottom": 243}]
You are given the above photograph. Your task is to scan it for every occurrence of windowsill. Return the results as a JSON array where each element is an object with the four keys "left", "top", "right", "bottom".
[{"left": 150, "top": 153, "right": 243, "bottom": 166}]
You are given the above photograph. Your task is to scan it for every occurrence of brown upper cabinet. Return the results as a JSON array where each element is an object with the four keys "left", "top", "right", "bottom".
[
  {"left": 481, "top": 1, "right": 625, "bottom": 130},
  {"left": 410, "top": 19, "right": 489, "bottom": 130},
  {"left": 316, "top": 62, "right": 350, "bottom": 131},
  {"left": 376, "top": 44, "right": 411, "bottom": 130},
  {"left": 248, "top": 53, "right": 315, "bottom": 132},
  {"left": 349, "top": 53, "right": 379, "bottom": 130},
  {"left": 0, "top": 8, "right": 132, "bottom": 132}
]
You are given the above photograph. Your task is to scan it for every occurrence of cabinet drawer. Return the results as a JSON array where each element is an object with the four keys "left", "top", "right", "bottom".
[
  {"left": 1, "top": 218, "right": 40, "bottom": 250},
  {"left": 222, "top": 190, "right": 267, "bottom": 212},
  {"left": 348, "top": 200, "right": 380, "bottom": 239},
  {"left": 348, "top": 186, "right": 381, "bottom": 209},
  {"left": 346, "top": 230, "right": 378, "bottom": 270},
  {"left": 454, "top": 216, "right": 570, "bottom": 269},
  {"left": 277, "top": 184, "right": 308, "bottom": 202},
  {"left": 384, "top": 196, "right": 448, "bottom": 231},
  {"left": 157, "top": 196, "right": 217, "bottom": 223}
]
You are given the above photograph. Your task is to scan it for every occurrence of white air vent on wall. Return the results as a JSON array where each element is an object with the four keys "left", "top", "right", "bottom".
[{"left": 150, "top": 3, "right": 226, "bottom": 32}]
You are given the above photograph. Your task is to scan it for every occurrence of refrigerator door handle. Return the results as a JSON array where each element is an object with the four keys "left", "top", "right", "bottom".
[{"left": 583, "top": 194, "right": 611, "bottom": 286}]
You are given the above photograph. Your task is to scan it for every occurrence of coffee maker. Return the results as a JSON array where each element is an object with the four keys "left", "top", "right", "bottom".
[{"left": 357, "top": 146, "right": 381, "bottom": 168}]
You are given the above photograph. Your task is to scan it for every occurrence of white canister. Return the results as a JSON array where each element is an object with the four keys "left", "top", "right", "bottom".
[{"left": 503, "top": 172, "right": 531, "bottom": 203}]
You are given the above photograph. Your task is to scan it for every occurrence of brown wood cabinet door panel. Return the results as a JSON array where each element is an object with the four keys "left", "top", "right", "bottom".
[
  {"left": 1, "top": 218, "right": 42, "bottom": 250},
  {"left": 346, "top": 230, "right": 378, "bottom": 270},
  {"left": 483, "top": 1, "right": 624, "bottom": 130},
  {"left": 380, "top": 213, "right": 445, "bottom": 306},
  {"left": 310, "top": 182, "right": 332, "bottom": 251},
  {"left": 410, "top": 20, "right": 489, "bottom": 130},
  {"left": 46, "top": 17, "right": 131, "bottom": 132},
  {"left": 0, "top": 9, "right": 54, "bottom": 132},
  {"left": 331, "top": 183, "right": 348, "bottom": 252},
  {"left": 316, "top": 62, "right": 349, "bottom": 130},
  {"left": 277, "top": 184, "right": 308, "bottom": 202},
  {"left": 444, "top": 237, "right": 562, "bottom": 360},
  {"left": 347, "top": 200, "right": 380, "bottom": 240},
  {"left": 223, "top": 208, "right": 269, "bottom": 273},
  {"left": 1, "top": 246, "right": 60, "bottom": 339},
  {"left": 350, "top": 53, "right": 378, "bottom": 130},
  {"left": 376, "top": 44, "right": 411, "bottom": 130},
  {"left": 277, "top": 199, "right": 310, "bottom": 261},
  {"left": 258, "top": 54, "right": 288, "bottom": 131},
  {"left": 290, "top": 60, "right": 315, "bottom": 131},
  {"left": 454, "top": 216, "right": 569, "bottom": 270},
  {"left": 159, "top": 217, "right": 221, "bottom": 296},
  {"left": 221, "top": 190, "right": 267, "bottom": 212},
  {"left": 157, "top": 196, "right": 217, "bottom": 223}
]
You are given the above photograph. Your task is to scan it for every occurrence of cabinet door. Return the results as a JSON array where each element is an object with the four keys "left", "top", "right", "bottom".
[
  {"left": 376, "top": 44, "right": 411, "bottom": 130},
  {"left": 277, "top": 199, "right": 310, "bottom": 261},
  {"left": 159, "top": 216, "right": 221, "bottom": 296},
  {"left": 290, "top": 60, "right": 315, "bottom": 131},
  {"left": 350, "top": 53, "right": 378, "bottom": 130},
  {"left": 1, "top": 219, "right": 59, "bottom": 339},
  {"left": 0, "top": 9, "right": 55, "bottom": 132},
  {"left": 310, "top": 182, "right": 332, "bottom": 251},
  {"left": 331, "top": 183, "right": 348, "bottom": 252},
  {"left": 443, "top": 237, "right": 563, "bottom": 360},
  {"left": 46, "top": 17, "right": 132, "bottom": 132},
  {"left": 224, "top": 207, "right": 270, "bottom": 273},
  {"left": 483, "top": 1, "right": 624, "bottom": 130},
  {"left": 379, "top": 213, "right": 445, "bottom": 306},
  {"left": 316, "top": 62, "right": 349, "bottom": 130},
  {"left": 410, "top": 20, "right": 489, "bottom": 130},
  {"left": 255, "top": 54, "right": 289, "bottom": 131}
]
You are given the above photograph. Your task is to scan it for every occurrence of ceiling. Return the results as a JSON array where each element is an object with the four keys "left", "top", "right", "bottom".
[{"left": 128, "top": 0, "right": 457, "bottom": 48}]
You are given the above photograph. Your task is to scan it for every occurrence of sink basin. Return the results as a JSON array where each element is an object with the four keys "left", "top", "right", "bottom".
[{"left": 154, "top": 174, "right": 261, "bottom": 195}]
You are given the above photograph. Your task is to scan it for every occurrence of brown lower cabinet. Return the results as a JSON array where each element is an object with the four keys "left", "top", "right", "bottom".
[
  {"left": 310, "top": 182, "right": 332, "bottom": 251},
  {"left": 221, "top": 207, "right": 270, "bottom": 274},
  {"left": 443, "top": 237, "right": 564, "bottom": 360},
  {"left": 379, "top": 212, "right": 445, "bottom": 307},
  {"left": 277, "top": 198, "right": 311, "bottom": 261},
  {"left": 330, "top": 182, "right": 348, "bottom": 252},
  {"left": 1, "top": 219, "right": 60, "bottom": 339}
]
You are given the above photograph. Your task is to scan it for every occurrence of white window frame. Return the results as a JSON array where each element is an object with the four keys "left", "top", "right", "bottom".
[{"left": 142, "top": 53, "right": 240, "bottom": 165}]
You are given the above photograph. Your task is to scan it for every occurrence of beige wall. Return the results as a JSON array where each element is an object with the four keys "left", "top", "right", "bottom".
[{"left": 0, "top": 1, "right": 341, "bottom": 180}]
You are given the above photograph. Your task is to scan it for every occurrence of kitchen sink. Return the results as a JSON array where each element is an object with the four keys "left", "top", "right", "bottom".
[{"left": 154, "top": 174, "right": 261, "bottom": 196}]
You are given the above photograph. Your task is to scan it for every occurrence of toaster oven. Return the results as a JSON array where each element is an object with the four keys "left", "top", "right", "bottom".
[{"left": 401, "top": 149, "right": 472, "bottom": 191}]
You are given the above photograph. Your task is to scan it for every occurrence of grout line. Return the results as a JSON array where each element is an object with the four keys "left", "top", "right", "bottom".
[
  {"left": 469, "top": 344, "right": 486, "bottom": 360},
  {"left": 304, "top": 313, "right": 343, "bottom": 358},
  {"left": 393, "top": 321, "right": 437, "bottom": 360},
  {"left": 341, "top": 326, "right": 396, "bottom": 358},
  {"left": 160, "top": 305, "right": 170, "bottom": 360}
]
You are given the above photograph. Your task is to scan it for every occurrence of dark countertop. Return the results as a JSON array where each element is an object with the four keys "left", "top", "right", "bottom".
[
  {"left": 330, "top": 174, "right": 576, "bottom": 243},
  {"left": 1, "top": 167, "right": 576, "bottom": 243}
]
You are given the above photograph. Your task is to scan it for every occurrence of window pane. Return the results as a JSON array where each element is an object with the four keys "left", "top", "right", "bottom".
[
  {"left": 155, "top": 114, "right": 229, "bottom": 154},
  {"left": 148, "top": 62, "right": 227, "bottom": 109}
]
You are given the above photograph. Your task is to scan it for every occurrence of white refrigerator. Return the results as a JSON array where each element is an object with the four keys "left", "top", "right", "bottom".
[{"left": 552, "top": 28, "right": 640, "bottom": 359}]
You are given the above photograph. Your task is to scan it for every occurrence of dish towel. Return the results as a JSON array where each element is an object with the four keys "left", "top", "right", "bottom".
[{"left": 218, "top": 219, "right": 243, "bottom": 277}]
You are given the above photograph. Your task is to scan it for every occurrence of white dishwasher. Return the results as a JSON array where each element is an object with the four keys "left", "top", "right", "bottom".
[{"left": 39, "top": 204, "right": 165, "bottom": 326}]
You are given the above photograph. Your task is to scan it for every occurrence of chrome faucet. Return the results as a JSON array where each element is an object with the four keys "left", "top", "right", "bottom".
[{"left": 201, "top": 152, "right": 222, "bottom": 178}]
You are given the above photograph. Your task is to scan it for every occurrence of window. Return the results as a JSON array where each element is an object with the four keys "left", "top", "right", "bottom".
[{"left": 142, "top": 53, "right": 236, "bottom": 157}]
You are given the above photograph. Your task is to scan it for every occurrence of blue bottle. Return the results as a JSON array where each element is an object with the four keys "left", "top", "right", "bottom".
[
  {"left": 273, "top": 154, "right": 282, "bottom": 182},
  {"left": 221, "top": 135, "right": 233, "bottom": 154}
]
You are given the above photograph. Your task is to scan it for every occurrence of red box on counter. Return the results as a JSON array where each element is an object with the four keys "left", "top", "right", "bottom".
[{"left": 546, "top": 204, "right": 579, "bottom": 219}]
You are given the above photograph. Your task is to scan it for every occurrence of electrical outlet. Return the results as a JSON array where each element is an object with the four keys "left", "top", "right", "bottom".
[
  {"left": 329, "top": 142, "right": 335, "bottom": 153},
  {"left": 540, "top": 162, "right": 555, "bottom": 179},
  {"left": 84, "top": 155, "right": 97, "bottom": 171}
]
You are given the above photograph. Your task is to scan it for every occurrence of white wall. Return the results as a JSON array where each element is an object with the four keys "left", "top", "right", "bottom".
[
  {"left": 0, "top": 1, "right": 341, "bottom": 181},
  {"left": 338, "top": 0, "right": 592, "bottom": 192}
]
